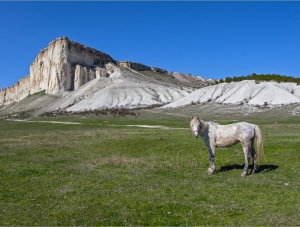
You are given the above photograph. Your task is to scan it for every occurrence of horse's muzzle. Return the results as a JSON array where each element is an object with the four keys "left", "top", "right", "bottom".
[{"left": 193, "top": 131, "right": 199, "bottom": 138}]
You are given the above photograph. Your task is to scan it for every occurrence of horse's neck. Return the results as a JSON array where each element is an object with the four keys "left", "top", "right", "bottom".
[
  {"left": 199, "top": 121, "right": 221, "bottom": 138},
  {"left": 199, "top": 121, "right": 209, "bottom": 134}
]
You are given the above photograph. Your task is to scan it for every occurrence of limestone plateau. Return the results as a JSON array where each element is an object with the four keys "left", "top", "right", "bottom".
[
  {"left": 0, "top": 37, "right": 211, "bottom": 108},
  {"left": 2, "top": 37, "right": 300, "bottom": 116}
]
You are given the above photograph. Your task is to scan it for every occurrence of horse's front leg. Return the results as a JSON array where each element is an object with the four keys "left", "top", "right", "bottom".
[{"left": 207, "top": 147, "right": 216, "bottom": 174}]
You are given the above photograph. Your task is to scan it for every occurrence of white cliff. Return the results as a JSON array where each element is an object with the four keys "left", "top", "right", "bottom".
[
  {"left": 29, "top": 36, "right": 115, "bottom": 94},
  {"left": 0, "top": 37, "right": 115, "bottom": 105}
]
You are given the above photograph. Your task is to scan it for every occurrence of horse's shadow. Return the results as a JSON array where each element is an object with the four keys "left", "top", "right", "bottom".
[{"left": 219, "top": 164, "right": 279, "bottom": 173}]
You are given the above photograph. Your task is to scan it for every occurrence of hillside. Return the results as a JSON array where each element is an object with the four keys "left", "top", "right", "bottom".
[{"left": 163, "top": 80, "right": 300, "bottom": 108}]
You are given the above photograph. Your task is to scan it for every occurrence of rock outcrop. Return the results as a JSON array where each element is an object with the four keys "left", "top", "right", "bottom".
[
  {"left": 0, "top": 37, "right": 116, "bottom": 105},
  {"left": 118, "top": 61, "right": 168, "bottom": 74},
  {"left": 170, "top": 72, "right": 213, "bottom": 87},
  {"left": 118, "top": 61, "right": 212, "bottom": 88}
]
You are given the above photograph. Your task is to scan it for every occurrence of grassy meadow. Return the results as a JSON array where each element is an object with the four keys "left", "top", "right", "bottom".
[{"left": 0, "top": 108, "right": 300, "bottom": 226}]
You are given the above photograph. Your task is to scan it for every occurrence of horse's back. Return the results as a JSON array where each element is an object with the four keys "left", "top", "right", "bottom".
[
  {"left": 231, "top": 122, "right": 256, "bottom": 143},
  {"left": 209, "top": 122, "right": 256, "bottom": 147},
  {"left": 212, "top": 122, "right": 254, "bottom": 134}
]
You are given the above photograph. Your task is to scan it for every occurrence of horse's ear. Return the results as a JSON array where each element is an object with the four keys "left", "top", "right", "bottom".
[{"left": 197, "top": 116, "right": 199, "bottom": 120}]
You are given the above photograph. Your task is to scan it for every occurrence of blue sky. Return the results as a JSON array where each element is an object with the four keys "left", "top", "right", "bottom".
[{"left": 1, "top": 1, "right": 300, "bottom": 90}]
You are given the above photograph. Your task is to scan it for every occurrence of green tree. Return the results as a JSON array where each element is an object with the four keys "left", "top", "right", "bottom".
[{"left": 225, "top": 77, "right": 232, "bottom": 83}]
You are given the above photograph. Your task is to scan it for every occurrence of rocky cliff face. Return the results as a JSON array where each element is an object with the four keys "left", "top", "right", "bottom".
[
  {"left": 0, "top": 37, "right": 116, "bottom": 105},
  {"left": 0, "top": 76, "right": 31, "bottom": 105},
  {"left": 30, "top": 36, "right": 116, "bottom": 94}
]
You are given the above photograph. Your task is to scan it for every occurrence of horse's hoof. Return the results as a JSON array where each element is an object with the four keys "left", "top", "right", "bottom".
[
  {"left": 207, "top": 168, "right": 215, "bottom": 174},
  {"left": 241, "top": 172, "right": 247, "bottom": 177},
  {"left": 252, "top": 168, "right": 259, "bottom": 174}
]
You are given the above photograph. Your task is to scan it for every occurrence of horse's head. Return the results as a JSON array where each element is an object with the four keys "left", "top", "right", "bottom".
[{"left": 190, "top": 117, "right": 201, "bottom": 138}]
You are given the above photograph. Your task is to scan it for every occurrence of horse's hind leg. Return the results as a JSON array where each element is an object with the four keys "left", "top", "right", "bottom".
[
  {"left": 241, "top": 145, "right": 250, "bottom": 177},
  {"left": 250, "top": 146, "right": 258, "bottom": 174}
]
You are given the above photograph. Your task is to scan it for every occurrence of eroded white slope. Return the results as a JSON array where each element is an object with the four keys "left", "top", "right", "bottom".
[
  {"left": 65, "top": 74, "right": 189, "bottom": 111},
  {"left": 163, "top": 80, "right": 300, "bottom": 108}
]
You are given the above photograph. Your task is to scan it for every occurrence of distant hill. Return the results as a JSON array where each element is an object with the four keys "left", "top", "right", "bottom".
[
  {"left": 163, "top": 80, "right": 300, "bottom": 108},
  {"left": 216, "top": 73, "right": 300, "bottom": 84}
]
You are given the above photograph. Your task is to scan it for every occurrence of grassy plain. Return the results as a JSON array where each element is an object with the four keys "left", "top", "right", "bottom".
[{"left": 0, "top": 108, "right": 300, "bottom": 226}]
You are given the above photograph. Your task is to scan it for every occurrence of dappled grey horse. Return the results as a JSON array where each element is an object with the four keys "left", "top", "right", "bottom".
[{"left": 190, "top": 117, "right": 263, "bottom": 176}]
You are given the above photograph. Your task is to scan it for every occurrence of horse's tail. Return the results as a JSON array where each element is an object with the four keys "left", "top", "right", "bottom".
[{"left": 254, "top": 125, "right": 264, "bottom": 167}]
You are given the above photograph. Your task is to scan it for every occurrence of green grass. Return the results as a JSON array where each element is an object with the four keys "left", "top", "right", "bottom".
[
  {"left": 0, "top": 111, "right": 300, "bottom": 225},
  {"left": 27, "top": 89, "right": 46, "bottom": 97}
]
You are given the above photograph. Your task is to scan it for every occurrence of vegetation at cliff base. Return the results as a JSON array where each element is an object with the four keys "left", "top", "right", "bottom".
[{"left": 26, "top": 90, "right": 46, "bottom": 97}]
